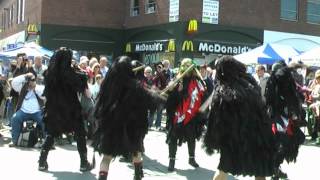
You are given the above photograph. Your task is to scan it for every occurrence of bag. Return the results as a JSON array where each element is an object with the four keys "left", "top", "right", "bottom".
[{"left": 17, "top": 121, "right": 39, "bottom": 147}]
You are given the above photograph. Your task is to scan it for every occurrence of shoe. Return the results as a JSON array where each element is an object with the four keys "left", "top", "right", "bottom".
[
  {"left": 134, "top": 162, "right": 143, "bottom": 180},
  {"left": 38, "top": 150, "right": 49, "bottom": 171},
  {"left": 8, "top": 142, "right": 17, "bottom": 147},
  {"left": 34, "top": 142, "right": 43, "bottom": 149},
  {"left": 274, "top": 167, "right": 287, "bottom": 179},
  {"left": 98, "top": 171, "right": 108, "bottom": 180},
  {"left": 119, "top": 155, "right": 132, "bottom": 163},
  {"left": 38, "top": 161, "right": 48, "bottom": 171},
  {"left": 168, "top": 159, "right": 175, "bottom": 172},
  {"left": 80, "top": 160, "right": 94, "bottom": 172},
  {"left": 189, "top": 158, "right": 199, "bottom": 168}
]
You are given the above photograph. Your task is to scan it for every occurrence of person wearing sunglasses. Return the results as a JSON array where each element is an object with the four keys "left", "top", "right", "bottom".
[{"left": 9, "top": 72, "right": 45, "bottom": 147}]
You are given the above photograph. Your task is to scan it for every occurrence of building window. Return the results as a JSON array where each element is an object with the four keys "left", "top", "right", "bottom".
[
  {"left": 1, "top": 12, "right": 5, "bottom": 30},
  {"left": 17, "top": 0, "right": 24, "bottom": 24},
  {"left": 280, "top": 0, "right": 297, "bottom": 21},
  {"left": 16, "top": 0, "right": 19, "bottom": 23},
  {"left": 307, "top": 0, "right": 320, "bottom": 24},
  {"left": 145, "top": 0, "right": 156, "bottom": 14},
  {"left": 9, "top": 5, "right": 13, "bottom": 26},
  {"left": 130, "top": 0, "right": 139, "bottom": 16},
  {"left": 4, "top": 8, "right": 9, "bottom": 29}
]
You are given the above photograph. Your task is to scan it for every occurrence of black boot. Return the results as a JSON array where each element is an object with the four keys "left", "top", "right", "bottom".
[
  {"left": 38, "top": 150, "right": 49, "bottom": 171},
  {"left": 133, "top": 162, "right": 143, "bottom": 180},
  {"left": 274, "top": 167, "right": 287, "bottom": 179},
  {"left": 168, "top": 158, "right": 175, "bottom": 172},
  {"left": 80, "top": 153, "right": 93, "bottom": 172},
  {"left": 189, "top": 157, "right": 199, "bottom": 168},
  {"left": 98, "top": 171, "right": 108, "bottom": 180}
]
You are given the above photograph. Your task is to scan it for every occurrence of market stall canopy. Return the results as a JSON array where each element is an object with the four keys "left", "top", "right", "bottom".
[
  {"left": 233, "top": 44, "right": 271, "bottom": 65},
  {"left": 234, "top": 43, "right": 300, "bottom": 65},
  {"left": 259, "top": 43, "right": 300, "bottom": 64},
  {"left": 291, "top": 46, "right": 320, "bottom": 67},
  {"left": 0, "top": 42, "right": 53, "bottom": 58}
]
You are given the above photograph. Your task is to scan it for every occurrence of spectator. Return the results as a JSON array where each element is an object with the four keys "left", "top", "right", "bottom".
[
  {"left": 162, "top": 59, "right": 174, "bottom": 84},
  {"left": 151, "top": 62, "right": 166, "bottom": 130},
  {"left": 89, "top": 74, "right": 103, "bottom": 101},
  {"left": 254, "top": 65, "right": 270, "bottom": 102},
  {"left": 9, "top": 72, "right": 45, "bottom": 147},
  {"left": 13, "top": 53, "right": 34, "bottom": 77},
  {"left": 79, "top": 56, "right": 89, "bottom": 71},
  {"left": 99, "top": 56, "right": 109, "bottom": 78},
  {"left": 141, "top": 66, "right": 157, "bottom": 128},
  {"left": 32, "top": 56, "right": 47, "bottom": 85},
  {"left": 90, "top": 63, "right": 101, "bottom": 84},
  {"left": 89, "top": 57, "right": 98, "bottom": 69}
]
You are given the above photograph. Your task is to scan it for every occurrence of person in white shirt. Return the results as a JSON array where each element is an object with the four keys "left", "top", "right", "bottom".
[
  {"left": 254, "top": 65, "right": 270, "bottom": 102},
  {"left": 32, "top": 56, "right": 47, "bottom": 85},
  {"left": 9, "top": 72, "right": 45, "bottom": 147},
  {"left": 99, "top": 56, "right": 109, "bottom": 78}
]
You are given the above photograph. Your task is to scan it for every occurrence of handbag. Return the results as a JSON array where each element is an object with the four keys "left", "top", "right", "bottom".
[{"left": 17, "top": 121, "right": 38, "bottom": 147}]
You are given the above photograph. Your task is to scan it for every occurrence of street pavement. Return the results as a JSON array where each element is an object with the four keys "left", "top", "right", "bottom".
[{"left": 1, "top": 126, "right": 320, "bottom": 180}]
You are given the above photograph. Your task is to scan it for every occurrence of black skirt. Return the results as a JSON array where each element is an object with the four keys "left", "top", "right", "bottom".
[{"left": 204, "top": 84, "right": 276, "bottom": 177}]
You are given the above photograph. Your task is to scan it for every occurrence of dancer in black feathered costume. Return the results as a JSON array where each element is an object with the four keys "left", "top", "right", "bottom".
[
  {"left": 93, "top": 56, "right": 165, "bottom": 180},
  {"left": 38, "top": 48, "right": 93, "bottom": 172},
  {"left": 203, "top": 56, "right": 276, "bottom": 180},
  {"left": 265, "top": 61, "right": 305, "bottom": 179},
  {"left": 166, "top": 58, "right": 206, "bottom": 172}
]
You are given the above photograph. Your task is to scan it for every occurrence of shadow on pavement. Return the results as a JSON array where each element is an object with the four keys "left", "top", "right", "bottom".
[
  {"left": 302, "top": 138, "right": 320, "bottom": 147},
  {"left": 47, "top": 171, "right": 96, "bottom": 180},
  {"left": 142, "top": 155, "right": 171, "bottom": 174},
  {"left": 175, "top": 167, "right": 215, "bottom": 180},
  {"left": 141, "top": 154, "right": 240, "bottom": 180}
]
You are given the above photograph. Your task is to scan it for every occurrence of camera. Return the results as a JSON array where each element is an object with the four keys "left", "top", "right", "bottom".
[{"left": 25, "top": 75, "right": 36, "bottom": 82}]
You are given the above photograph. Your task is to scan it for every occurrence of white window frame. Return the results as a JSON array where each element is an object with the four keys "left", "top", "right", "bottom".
[
  {"left": 145, "top": 0, "right": 156, "bottom": 14},
  {"left": 130, "top": 0, "right": 139, "bottom": 17},
  {"left": 21, "top": 0, "right": 25, "bottom": 23}
]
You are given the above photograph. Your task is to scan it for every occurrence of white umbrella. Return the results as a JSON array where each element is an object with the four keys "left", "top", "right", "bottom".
[
  {"left": 234, "top": 43, "right": 300, "bottom": 65},
  {"left": 291, "top": 46, "right": 320, "bottom": 66},
  {"left": 0, "top": 42, "right": 53, "bottom": 58},
  {"left": 0, "top": 47, "right": 44, "bottom": 57}
]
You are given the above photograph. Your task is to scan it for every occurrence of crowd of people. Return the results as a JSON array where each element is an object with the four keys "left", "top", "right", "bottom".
[{"left": 0, "top": 47, "right": 316, "bottom": 180}]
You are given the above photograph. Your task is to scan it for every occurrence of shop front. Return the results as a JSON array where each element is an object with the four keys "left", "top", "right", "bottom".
[
  {"left": 40, "top": 24, "right": 123, "bottom": 60},
  {"left": 179, "top": 22, "right": 263, "bottom": 66},
  {"left": 124, "top": 39, "right": 176, "bottom": 67},
  {"left": 124, "top": 23, "right": 179, "bottom": 67}
]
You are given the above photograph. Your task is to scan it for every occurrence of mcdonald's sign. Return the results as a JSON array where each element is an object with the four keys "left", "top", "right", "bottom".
[
  {"left": 182, "top": 40, "right": 194, "bottom": 52},
  {"left": 187, "top": 19, "right": 198, "bottom": 34},
  {"left": 167, "top": 39, "right": 175, "bottom": 52},
  {"left": 125, "top": 43, "right": 131, "bottom": 53},
  {"left": 27, "top": 24, "right": 39, "bottom": 35}
]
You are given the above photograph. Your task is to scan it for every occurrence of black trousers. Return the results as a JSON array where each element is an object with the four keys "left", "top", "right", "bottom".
[
  {"left": 41, "top": 124, "right": 88, "bottom": 159},
  {"left": 168, "top": 137, "right": 196, "bottom": 159}
]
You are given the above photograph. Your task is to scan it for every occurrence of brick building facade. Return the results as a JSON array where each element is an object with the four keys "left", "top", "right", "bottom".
[{"left": 0, "top": 0, "right": 319, "bottom": 64}]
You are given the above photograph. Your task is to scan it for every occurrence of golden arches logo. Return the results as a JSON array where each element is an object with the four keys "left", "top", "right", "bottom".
[
  {"left": 125, "top": 43, "right": 131, "bottom": 53},
  {"left": 167, "top": 39, "right": 175, "bottom": 52},
  {"left": 187, "top": 19, "right": 198, "bottom": 33},
  {"left": 27, "top": 24, "right": 38, "bottom": 34},
  {"left": 182, "top": 40, "right": 194, "bottom": 52}
]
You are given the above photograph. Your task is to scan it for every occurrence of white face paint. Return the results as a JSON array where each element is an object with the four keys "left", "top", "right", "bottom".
[{"left": 297, "top": 68, "right": 302, "bottom": 74}]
